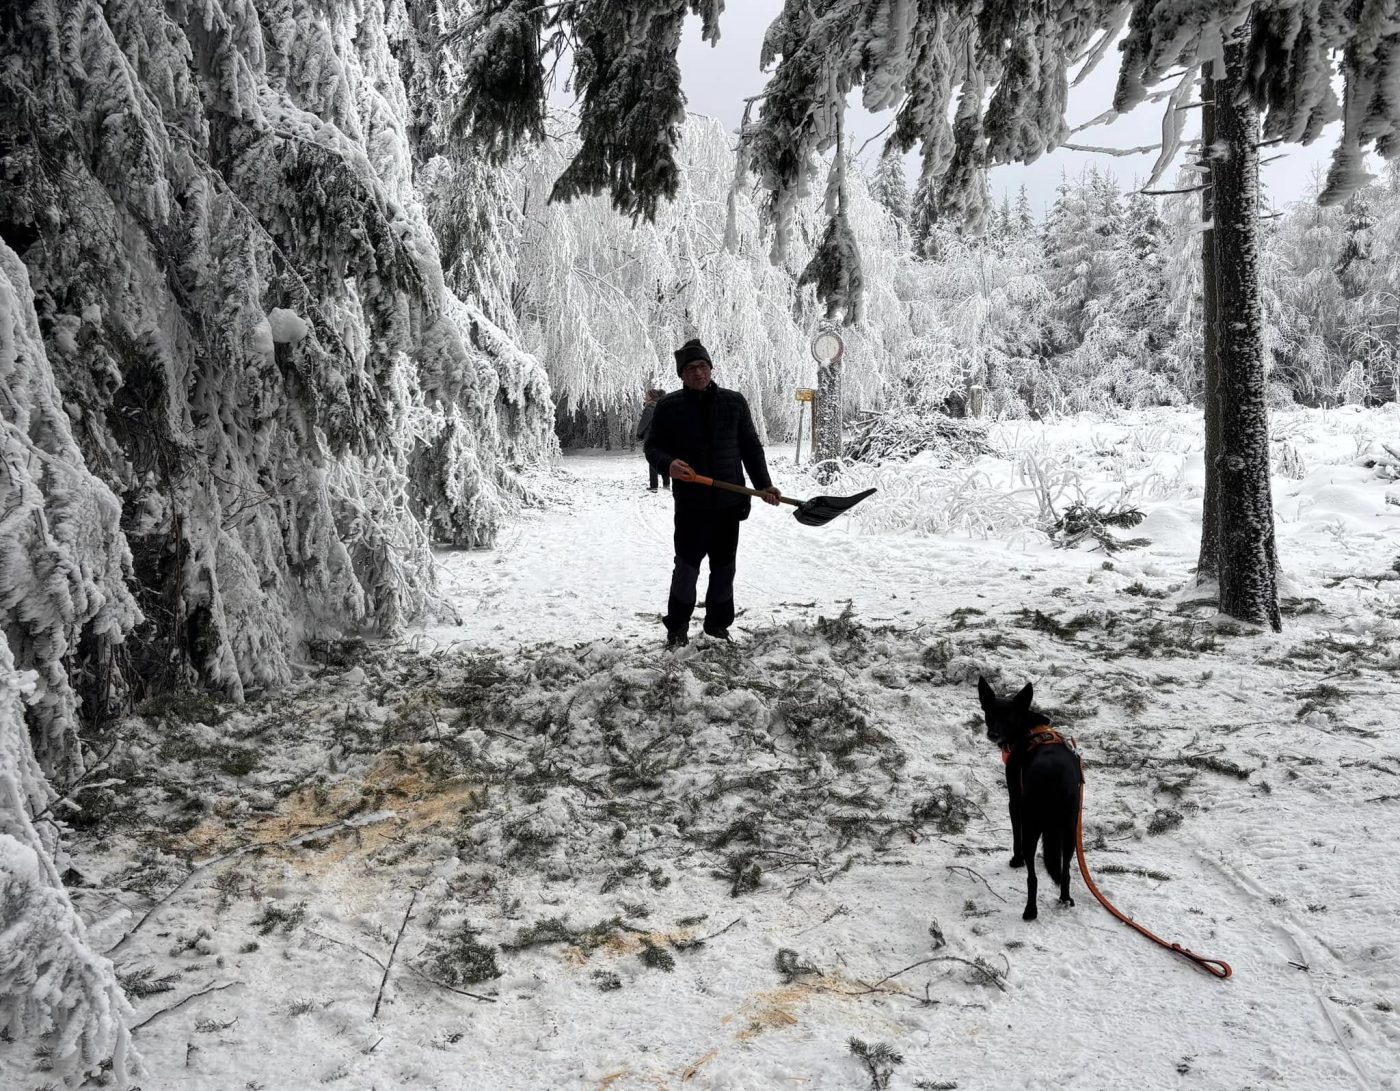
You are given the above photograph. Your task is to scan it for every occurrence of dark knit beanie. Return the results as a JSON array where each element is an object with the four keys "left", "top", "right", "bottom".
[{"left": 674, "top": 338, "right": 711, "bottom": 376}]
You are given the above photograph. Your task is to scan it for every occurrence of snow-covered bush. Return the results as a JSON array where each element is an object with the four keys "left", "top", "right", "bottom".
[
  {"left": 1, "top": 638, "right": 136, "bottom": 1085},
  {"left": 845, "top": 409, "right": 995, "bottom": 465}
]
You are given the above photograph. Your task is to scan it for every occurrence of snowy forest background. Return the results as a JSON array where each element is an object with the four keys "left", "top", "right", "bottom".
[{"left": 4, "top": 0, "right": 1400, "bottom": 1084}]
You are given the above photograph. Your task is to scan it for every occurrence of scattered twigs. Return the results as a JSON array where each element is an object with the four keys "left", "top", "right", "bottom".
[
  {"left": 372, "top": 888, "right": 421, "bottom": 1019},
  {"left": 313, "top": 927, "right": 498, "bottom": 1004},
  {"left": 673, "top": 916, "right": 744, "bottom": 952},
  {"left": 131, "top": 981, "right": 242, "bottom": 1032},
  {"left": 794, "top": 904, "right": 850, "bottom": 935},
  {"left": 944, "top": 864, "right": 1006, "bottom": 903},
  {"left": 751, "top": 848, "right": 824, "bottom": 870},
  {"left": 697, "top": 916, "right": 745, "bottom": 943},
  {"left": 308, "top": 930, "right": 385, "bottom": 969},
  {"left": 481, "top": 725, "right": 527, "bottom": 744},
  {"left": 854, "top": 954, "right": 1009, "bottom": 996},
  {"left": 404, "top": 961, "right": 499, "bottom": 1004}
]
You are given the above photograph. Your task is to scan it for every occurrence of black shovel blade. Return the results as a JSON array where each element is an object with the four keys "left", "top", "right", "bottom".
[{"left": 792, "top": 487, "right": 877, "bottom": 526}]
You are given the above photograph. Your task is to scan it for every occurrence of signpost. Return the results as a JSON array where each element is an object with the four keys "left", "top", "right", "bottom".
[
  {"left": 811, "top": 330, "right": 844, "bottom": 368},
  {"left": 793, "top": 387, "right": 815, "bottom": 463}
]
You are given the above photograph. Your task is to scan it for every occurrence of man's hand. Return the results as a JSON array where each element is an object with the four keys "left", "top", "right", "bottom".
[
  {"left": 760, "top": 486, "right": 781, "bottom": 506},
  {"left": 670, "top": 459, "right": 695, "bottom": 481}
]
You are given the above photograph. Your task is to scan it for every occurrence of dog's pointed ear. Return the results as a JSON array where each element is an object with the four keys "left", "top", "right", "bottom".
[
  {"left": 977, "top": 675, "right": 995, "bottom": 710},
  {"left": 1013, "top": 683, "right": 1034, "bottom": 714}
]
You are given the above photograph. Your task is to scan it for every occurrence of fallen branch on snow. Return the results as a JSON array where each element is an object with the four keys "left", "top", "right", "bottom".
[{"left": 130, "top": 981, "right": 242, "bottom": 1032}]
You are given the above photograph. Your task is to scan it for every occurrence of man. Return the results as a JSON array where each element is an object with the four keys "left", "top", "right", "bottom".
[
  {"left": 644, "top": 338, "right": 780, "bottom": 647},
  {"left": 636, "top": 389, "right": 669, "bottom": 491}
]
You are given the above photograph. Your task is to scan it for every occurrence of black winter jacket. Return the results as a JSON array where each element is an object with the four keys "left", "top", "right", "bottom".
[
  {"left": 644, "top": 384, "right": 772, "bottom": 517},
  {"left": 636, "top": 403, "right": 656, "bottom": 441}
]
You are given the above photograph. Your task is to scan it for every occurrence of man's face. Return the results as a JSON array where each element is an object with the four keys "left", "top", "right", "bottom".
[{"left": 681, "top": 360, "right": 712, "bottom": 391}]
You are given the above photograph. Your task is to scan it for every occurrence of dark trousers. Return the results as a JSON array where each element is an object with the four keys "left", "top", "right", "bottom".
[
  {"left": 664, "top": 508, "right": 741, "bottom": 634},
  {"left": 649, "top": 463, "right": 670, "bottom": 490}
]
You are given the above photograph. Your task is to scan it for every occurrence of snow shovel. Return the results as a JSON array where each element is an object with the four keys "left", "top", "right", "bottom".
[{"left": 675, "top": 470, "right": 875, "bottom": 527}]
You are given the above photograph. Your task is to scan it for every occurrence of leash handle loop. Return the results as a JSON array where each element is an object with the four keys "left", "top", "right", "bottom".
[{"left": 1168, "top": 944, "right": 1233, "bottom": 979}]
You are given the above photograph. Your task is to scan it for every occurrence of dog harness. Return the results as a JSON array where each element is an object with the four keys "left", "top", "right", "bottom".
[{"left": 999, "top": 725, "right": 1069, "bottom": 764}]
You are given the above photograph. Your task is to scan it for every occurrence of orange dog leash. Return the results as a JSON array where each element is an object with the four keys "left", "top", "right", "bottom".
[{"left": 1073, "top": 754, "right": 1233, "bottom": 979}]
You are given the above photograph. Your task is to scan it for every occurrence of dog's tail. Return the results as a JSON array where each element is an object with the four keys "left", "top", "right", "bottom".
[
  {"left": 1043, "top": 825, "right": 1065, "bottom": 884},
  {"left": 1044, "top": 813, "right": 1077, "bottom": 886}
]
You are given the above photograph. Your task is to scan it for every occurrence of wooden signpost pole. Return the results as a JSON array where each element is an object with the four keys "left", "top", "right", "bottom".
[{"left": 794, "top": 387, "right": 815, "bottom": 464}]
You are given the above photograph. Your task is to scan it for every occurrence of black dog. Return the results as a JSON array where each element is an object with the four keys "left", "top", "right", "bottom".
[{"left": 977, "top": 676, "right": 1081, "bottom": 921}]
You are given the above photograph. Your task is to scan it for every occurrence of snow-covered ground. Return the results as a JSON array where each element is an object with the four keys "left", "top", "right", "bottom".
[{"left": 10, "top": 406, "right": 1400, "bottom": 1090}]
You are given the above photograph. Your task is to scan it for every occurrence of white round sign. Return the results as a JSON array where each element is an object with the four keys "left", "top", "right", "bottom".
[{"left": 811, "top": 330, "right": 844, "bottom": 365}]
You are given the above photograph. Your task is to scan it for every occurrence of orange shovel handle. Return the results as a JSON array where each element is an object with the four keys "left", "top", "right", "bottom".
[{"left": 675, "top": 470, "right": 798, "bottom": 507}]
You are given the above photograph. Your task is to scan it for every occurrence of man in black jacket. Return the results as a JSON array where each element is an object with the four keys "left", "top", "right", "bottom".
[{"left": 644, "top": 338, "right": 780, "bottom": 647}]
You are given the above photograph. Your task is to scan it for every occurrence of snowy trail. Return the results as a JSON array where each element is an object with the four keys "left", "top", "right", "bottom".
[{"left": 427, "top": 446, "right": 1056, "bottom": 649}]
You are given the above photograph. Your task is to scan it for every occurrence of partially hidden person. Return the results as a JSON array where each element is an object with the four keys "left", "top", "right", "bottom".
[
  {"left": 636, "top": 389, "right": 669, "bottom": 492},
  {"left": 643, "top": 338, "right": 780, "bottom": 647}
]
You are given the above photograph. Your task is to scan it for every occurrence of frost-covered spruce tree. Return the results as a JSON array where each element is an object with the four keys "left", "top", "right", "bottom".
[
  {"left": 1043, "top": 168, "right": 1126, "bottom": 354},
  {"left": 0, "top": 243, "right": 140, "bottom": 784},
  {"left": 909, "top": 174, "right": 942, "bottom": 259},
  {"left": 1334, "top": 189, "right": 1376, "bottom": 300},
  {"left": 0, "top": 0, "right": 555, "bottom": 704},
  {"left": 1060, "top": 184, "right": 1186, "bottom": 410},
  {"left": 1014, "top": 186, "right": 1036, "bottom": 234},
  {"left": 1257, "top": 164, "right": 1400, "bottom": 405},
  {"left": 1336, "top": 164, "right": 1400, "bottom": 400},
  {"left": 1, "top": 246, "right": 138, "bottom": 1081},
  {"left": 1262, "top": 168, "right": 1400, "bottom": 404},
  {"left": 900, "top": 225, "right": 1056, "bottom": 417},
  {"left": 870, "top": 147, "right": 912, "bottom": 241}
]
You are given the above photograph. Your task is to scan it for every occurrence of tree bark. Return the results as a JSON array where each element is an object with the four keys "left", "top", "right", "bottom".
[
  {"left": 814, "top": 110, "right": 848, "bottom": 474},
  {"left": 1196, "top": 60, "right": 1221, "bottom": 584},
  {"left": 1211, "top": 23, "right": 1283, "bottom": 631},
  {"left": 815, "top": 357, "right": 842, "bottom": 466}
]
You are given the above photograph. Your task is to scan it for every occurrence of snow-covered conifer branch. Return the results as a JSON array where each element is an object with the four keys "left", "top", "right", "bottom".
[{"left": 1, "top": 640, "right": 138, "bottom": 1085}]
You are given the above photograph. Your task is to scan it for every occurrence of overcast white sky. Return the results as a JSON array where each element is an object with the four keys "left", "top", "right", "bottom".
[{"left": 671, "top": 5, "right": 1346, "bottom": 219}]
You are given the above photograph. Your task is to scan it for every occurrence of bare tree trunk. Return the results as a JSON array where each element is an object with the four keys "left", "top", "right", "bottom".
[
  {"left": 1211, "top": 21, "right": 1282, "bottom": 631},
  {"left": 1196, "top": 60, "right": 1221, "bottom": 585}
]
